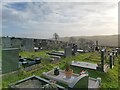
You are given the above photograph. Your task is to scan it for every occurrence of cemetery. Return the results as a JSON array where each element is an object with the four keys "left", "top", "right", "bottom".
[
  {"left": 1, "top": 1, "right": 119, "bottom": 89},
  {"left": 1, "top": 37, "right": 119, "bottom": 89}
]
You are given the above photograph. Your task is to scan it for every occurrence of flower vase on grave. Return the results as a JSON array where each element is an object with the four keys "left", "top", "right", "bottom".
[{"left": 54, "top": 67, "right": 59, "bottom": 76}]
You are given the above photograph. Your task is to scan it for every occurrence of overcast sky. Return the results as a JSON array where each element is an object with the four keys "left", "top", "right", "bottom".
[{"left": 2, "top": 0, "right": 118, "bottom": 39}]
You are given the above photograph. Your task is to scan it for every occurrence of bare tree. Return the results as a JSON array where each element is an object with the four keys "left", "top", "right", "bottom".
[
  {"left": 53, "top": 33, "right": 60, "bottom": 50},
  {"left": 53, "top": 33, "right": 59, "bottom": 42}
]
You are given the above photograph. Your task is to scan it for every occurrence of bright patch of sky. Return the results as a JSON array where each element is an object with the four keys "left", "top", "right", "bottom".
[{"left": 2, "top": 1, "right": 118, "bottom": 39}]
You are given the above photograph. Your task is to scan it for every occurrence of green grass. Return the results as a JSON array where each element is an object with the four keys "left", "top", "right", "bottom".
[
  {"left": 19, "top": 50, "right": 49, "bottom": 59},
  {"left": 2, "top": 51, "right": 119, "bottom": 89}
]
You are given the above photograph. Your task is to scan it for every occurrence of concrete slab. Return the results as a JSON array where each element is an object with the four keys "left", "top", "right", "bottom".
[
  {"left": 9, "top": 75, "right": 65, "bottom": 89},
  {"left": 71, "top": 61, "right": 98, "bottom": 70},
  {"left": 43, "top": 69, "right": 88, "bottom": 88},
  {"left": 43, "top": 69, "right": 101, "bottom": 88}
]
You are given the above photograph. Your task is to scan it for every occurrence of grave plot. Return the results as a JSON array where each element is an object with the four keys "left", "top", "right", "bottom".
[
  {"left": 47, "top": 46, "right": 76, "bottom": 57},
  {"left": 50, "top": 55, "right": 61, "bottom": 64},
  {"left": 47, "top": 51, "right": 65, "bottom": 57},
  {"left": 19, "top": 57, "right": 41, "bottom": 68},
  {"left": 43, "top": 69, "right": 101, "bottom": 88},
  {"left": 41, "top": 56, "right": 60, "bottom": 64},
  {"left": 9, "top": 75, "right": 65, "bottom": 90},
  {"left": 71, "top": 61, "right": 98, "bottom": 70},
  {"left": 71, "top": 48, "right": 116, "bottom": 72},
  {"left": 96, "top": 48, "right": 117, "bottom": 72}
]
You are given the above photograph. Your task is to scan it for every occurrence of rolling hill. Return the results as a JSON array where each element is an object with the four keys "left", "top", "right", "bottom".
[{"left": 59, "top": 35, "right": 119, "bottom": 47}]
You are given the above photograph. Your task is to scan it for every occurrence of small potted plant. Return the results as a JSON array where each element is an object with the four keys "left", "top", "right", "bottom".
[
  {"left": 64, "top": 61, "right": 73, "bottom": 78},
  {"left": 54, "top": 67, "right": 59, "bottom": 76}
]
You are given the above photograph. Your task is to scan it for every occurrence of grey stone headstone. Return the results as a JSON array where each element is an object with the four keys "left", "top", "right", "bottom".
[
  {"left": 22, "top": 39, "right": 34, "bottom": 52},
  {"left": 65, "top": 46, "right": 72, "bottom": 57},
  {"left": 11, "top": 38, "right": 22, "bottom": 49},
  {"left": 2, "top": 48, "right": 19, "bottom": 74},
  {"left": 2, "top": 37, "right": 12, "bottom": 48}
]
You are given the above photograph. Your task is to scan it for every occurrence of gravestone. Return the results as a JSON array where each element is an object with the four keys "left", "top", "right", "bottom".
[
  {"left": 115, "top": 50, "right": 118, "bottom": 57},
  {"left": 101, "top": 49, "right": 105, "bottom": 72},
  {"left": 72, "top": 44, "right": 78, "bottom": 55},
  {"left": 11, "top": 38, "right": 22, "bottom": 49},
  {"left": 2, "top": 37, "right": 12, "bottom": 48},
  {"left": 112, "top": 50, "right": 115, "bottom": 64},
  {"left": 116, "top": 48, "right": 120, "bottom": 54},
  {"left": 41, "top": 40, "right": 47, "bottom": 50},
  {"left": 112, "top": 50, "right": 117, "bottom": 57},
  {"left": 2, "top": 48, "right": 19, "bottom": 74},
  {"left": 109, "top": 53, "right": 113, "bottom": 69},
  {"left": 95, "top": 41, "right": 99, "bottom": 51},
  {"left": 72, "top": 74, "right": 88, "bottom": 88},
  {"left": 65, "top": 46, "right": 72, "bottom": 57},
  {"left": 22, "top": 38, "right": 34, "bottom": 52}
]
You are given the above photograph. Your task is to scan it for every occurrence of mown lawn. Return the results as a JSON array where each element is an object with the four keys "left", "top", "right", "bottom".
[{"left": 2, "top": 50, "right": 119, "bottom": 89}]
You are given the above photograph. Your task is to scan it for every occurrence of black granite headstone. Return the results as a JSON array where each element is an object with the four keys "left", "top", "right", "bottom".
[
  {"left": 112, "top": 51, "right": 115, "bottom": 65},
  {"left": 72, "top": 44, "right": 78, "bottom": 55},
  {"left": 101, "top": 49, "right": 105, "bottom": 72},
  {"left": 109, "top": 53, "right": 113, "bottom": 69},
  {"left": 115, "top": 50, "right": 118, "bottom": 57}
]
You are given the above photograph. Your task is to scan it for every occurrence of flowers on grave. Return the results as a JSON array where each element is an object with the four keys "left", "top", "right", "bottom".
[
  {"left": 54, "top": 66, "right": 60, "bottom": 75},
  {"left": 43, "top": 80, "right": 58, "bottom": 90},
  {"left": 50, "top": 80, "right": 57, "bottom": 84},
  {"left": 80, "top": 70, "right": 88, "bottom": 75}
]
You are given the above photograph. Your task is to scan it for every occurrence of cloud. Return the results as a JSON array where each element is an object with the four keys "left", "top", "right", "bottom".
[{"left": 2, "top": 2, "right": 118, "bottom": 38}]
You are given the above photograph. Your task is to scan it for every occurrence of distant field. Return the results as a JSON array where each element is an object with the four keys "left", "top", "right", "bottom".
[
  {"left": 2, "top": 51, "right": 119, "bottom": 89},
  {"left": 59, "top": 35, "right": 119, "bottom": 47}
]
